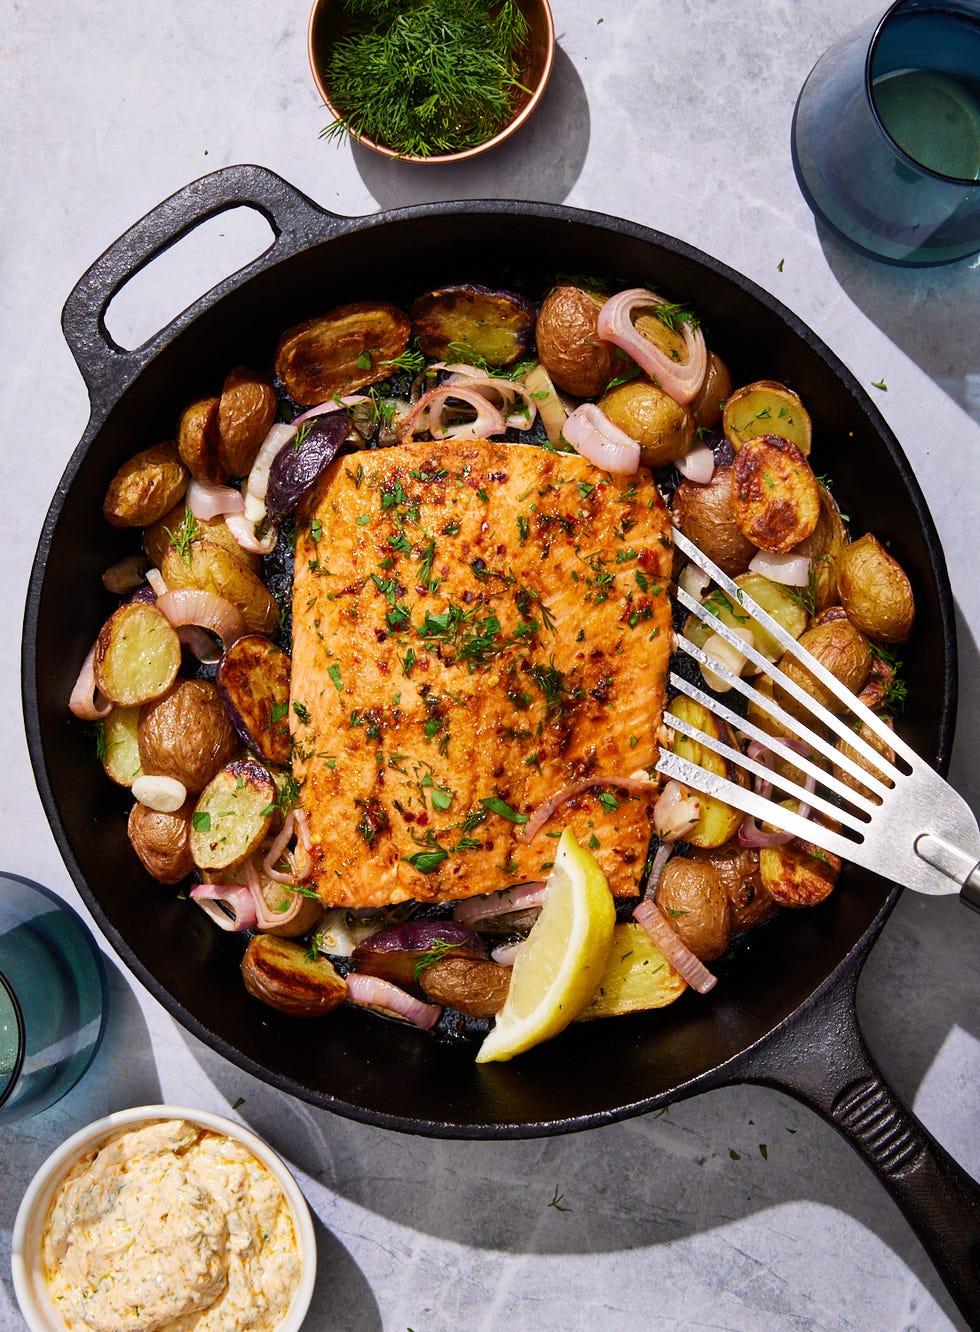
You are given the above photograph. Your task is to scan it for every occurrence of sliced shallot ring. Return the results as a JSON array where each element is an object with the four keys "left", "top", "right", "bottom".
[
  {"left": 748, "top": 549, "right": 812, "bottom": 586},
  {"left": 244, "top": 422, "right": 297, "bottom": 523},
  {"left": 189, "top": 883, "right": 257, "bottom": 932},
  {"left": 346, "top": 973, "right": 442, "bottom": 1030},
  {"left": 518, "top": 774, "right": 658, "bottom": 844},
  {"left": 597, "top": 288, "right": 707, "bottom": 405},
  {"left": 442, "top": 370, "right": 537, "bottom": 429},
  {"left": 738, "top": 737, "right": 816, "bottom": 845},
  {"left": 561, "top": 403, "right": 641, "bottom": 475},
  {"left": 291, "top": 395, "right": 368, "bottom": 426},
  {"left": 642, "top": 838, "right": 676, "bottom": 897},
  {"left": 225, "top": 512, "right": 277, "bottom": 555},
  {"left": 242, "top": 855, "right": 307, "bottom": 931},
  {"left": 453, "top": 882, "right": 547, "bottom": 928},
  {"left": 155, "top": 588, "right": 247, "bottom": 652},
  {"left": 653, "top": 779, "right": 701, "bottom": 841},
  {"left": 633, "top": 898, "right": 716, "bottom": 994},
  {"left": 69, "top": 643, "right": 113, "bottom": 721},
  {"left": 398, "top": 385, "right": 507, "bottom": 442},
  {"left": 674, "top": 441, "right": 715, "bottom": 484},
  {"left": 186, "top": 479, "right": 244, "bottom": 522}
]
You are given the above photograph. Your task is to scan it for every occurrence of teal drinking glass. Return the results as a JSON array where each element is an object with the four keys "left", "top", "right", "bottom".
[
  {"left": 792, "top": 0, "right": 980, "bottom": 265},
  {"left": 0, "top": 873, "right": 107, "bottom": 1123}
]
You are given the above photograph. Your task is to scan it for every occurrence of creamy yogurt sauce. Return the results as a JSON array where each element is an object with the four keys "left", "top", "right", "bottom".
[{"left": 41, "top": 1119, "right": 301, "bottom": 1332}]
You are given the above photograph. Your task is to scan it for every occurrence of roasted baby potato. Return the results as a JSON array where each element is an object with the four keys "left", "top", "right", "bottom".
[
  {"left": 100, "top": 705, "right": 143, "bottom": 788},
  {"left": 103, "top": 442, "right": 189, "bottom": 528},
  {"left": 775, "top": 618, "right": 873, "bottom": 719},
  {"left": 655, "top": 857, "right": 731, "bottom": 961},
  {"left": 688, "top": 351, "right": 733, "bottom": 431},
  {"left": 535, "top": 284, "right": 617, "bottom": 397},
  {"left": 672, "top": 467, "right": 757, "bottom": 576},
  {"left": 419, "top": 956, "right": 511, "bottom": 1018},
  {"left": 578, "top": 922, "right": 686, "bottom": 1019},
  {"left": 691, "top": 845, "right": 777, "bottom": 934},
  {"left": 128, "top": 798, "right": 195, "bottom": 884},
  {"left": 137, "top": 678, "right": 238, "bottom": 794},
  {"left": 792, "top": 483, "right": 849, "bottom": 612},
  {"left": 731, "top": 434, "right": 821, "bottom": 552},
  {"left": 597, "top": 379, "right": 695, "bottom": 467},
  {"left": 177, "top": 396, "right": 227, "bottom": 485},
  {"left": 668, "top": 695, "right": 746, "bottom": 847},
  {"left": 836, "top": 533, "right": 915, "bottom": 643},
  {"left": 411, "top": 284, "right": 535, "bottom": 367},
  {"left": 722, "top": 380, "right": 812, "bottom": 456},
  {"left": 759, "top": 804, "right": 841, "bottom": 907},
  {"left": 834, "top": 716, "right": 896, "bottom": 796},
  {"left": 275, "top": 301, "right": 411, "bottom": 406},
  {"left": 241, "top": 934, "right": 347, "bottom": 1017},
  {"left": 190, "top": 758, "right": 277, "bottom": 871},
  {"left": 161, "top": 538, "right": 279, "bottom": 636},
  {"left": 216, "top": 635, "right": 292, "bottom": 765},
  {"left": 93, "top": 602, "right": 182, "bottom": 706},
  {"left": 217, "top": 366, "right": 278, "bottom": 476},
  {"left": 145, "top": 505, "right": 260, "bottom": 573}
]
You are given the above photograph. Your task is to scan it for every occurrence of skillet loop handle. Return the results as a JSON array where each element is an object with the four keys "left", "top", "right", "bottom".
[
  {"left": 730, "top": 965, "right": 980, "bottom": 1328},
  {"left": 61, "top": 164, "right": 340, "bottom": 402}
]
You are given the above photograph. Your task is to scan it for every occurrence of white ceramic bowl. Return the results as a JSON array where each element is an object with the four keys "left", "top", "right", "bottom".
[{"left": 12, "top": 1104, "right": 317, "bottom": 1332}]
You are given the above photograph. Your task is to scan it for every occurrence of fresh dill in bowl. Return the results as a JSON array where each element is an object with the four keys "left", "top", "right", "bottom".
[{"left": 316, "top": 0, "right": 533, "bottom": 159}]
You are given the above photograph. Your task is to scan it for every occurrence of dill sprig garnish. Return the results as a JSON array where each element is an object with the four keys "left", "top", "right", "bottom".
[{"left": 319, "top": 0, "right": 531, "bottom": 158}]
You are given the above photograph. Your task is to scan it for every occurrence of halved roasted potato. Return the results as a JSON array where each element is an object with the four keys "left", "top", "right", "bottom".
[
  {"left": 128, "top": 799, "right": 195, "bottom": 884},
  {"left": 731, "top": 434, "right": 821, "bottom": 552},
  {"left": 100, "top": 705, "right": 143, "bottom": 787},
  {"left": 218, "top": 366, "right": 278, "bottom": 476},
  {"left": 668, "top": 695, "right": 747, "bottom": 847},
  {"left": 177, "top": 396, "right": 226, "bottom": 485},
  {"left": 190, "top": 758, "right": 277, "bottom": 870},
  {"left": 597, "top": 379, "right": 695, "bottom": 467},
  {"left": 534, "top": 284, "right": 617, "bottom": 397},
  {"left": 722, "top": 380, "right": 812, "bottom": 456},
  {"left": 836, "top": 533, "right": 915, "bottom": 643},
  {"left": 732, "top": 572, "right": 810, "bottom": 659},
  {"left": 758, "top": 803, "right": 840, "bottom": 907},
  {"left": 145, "top": 505, "right": 260, "bottom": 573},
  {"left": 578, "top": 922, "right": 686, "bottom": 1019},
  {"left": 93, "top": 602, "right": 182, "bottom": 706},
  {"left": 216, "top": 635, "right": 292, "bottom": 765},
  {"left": 275, "top": 301, "right": 411, "bottom": 405},
  {"left": 138, "top": 678, "right": 238, "bottom": 793},
  {"left": 411, "top": 284, "right": 534, "bottom": 367},
  {"left": 161, "top": 538, "right": 279, "bottom": 635},
  {"left": 241, "top": 934, "right": 347, "bottom": 1017},
  {"left": 103, "top": 442, "right": 189, "bottom": 528},
  {"left": 672, "top": 467, "right": 757, "bottom": 576}
]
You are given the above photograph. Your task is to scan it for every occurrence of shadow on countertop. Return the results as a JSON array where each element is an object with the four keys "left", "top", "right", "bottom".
[
  {"left": 817, "top": 225, "right": 980, "bottom": 426},
  {"left": 347, "top": 45, "right": 589, "bottom": 210}
]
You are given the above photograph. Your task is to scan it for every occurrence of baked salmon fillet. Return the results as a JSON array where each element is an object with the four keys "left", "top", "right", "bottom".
[{"left": 290, "top": 437, "right": 673, "bottom": 909}]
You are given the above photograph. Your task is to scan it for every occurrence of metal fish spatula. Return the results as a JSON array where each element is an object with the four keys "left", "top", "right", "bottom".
[{"left": 658, "top": 528, "right": 980, "bottom": 912}]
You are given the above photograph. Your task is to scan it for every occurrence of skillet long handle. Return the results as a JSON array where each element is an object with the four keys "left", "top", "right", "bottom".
[
  {"left": 61, "top": 163, "right": 342, "bottom": 403},
  {"left": 729, "top": 964, "right": 980, "bottom": 1328}
]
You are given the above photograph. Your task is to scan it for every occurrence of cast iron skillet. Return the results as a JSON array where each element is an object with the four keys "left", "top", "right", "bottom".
[{"left": 23, "top": 166, "right": 980, "bottom": 1322}]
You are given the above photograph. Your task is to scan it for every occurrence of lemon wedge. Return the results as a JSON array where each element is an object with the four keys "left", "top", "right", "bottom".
[{"left": 476, "top": 828, "right": 616, "bottom": 1063}]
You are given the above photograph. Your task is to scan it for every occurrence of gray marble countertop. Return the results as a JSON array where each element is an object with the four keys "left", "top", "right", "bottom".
[{"left": 1, "top": 2, "right": 978, "bottom": 1329}]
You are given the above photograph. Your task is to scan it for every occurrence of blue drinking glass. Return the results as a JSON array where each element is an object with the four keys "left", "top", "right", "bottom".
[
  {"left": 0, "top": 873, "right": 107, "bottom": 1123},
  {"left": 792, "top": 0, "right": 980, "bottom": 265}
]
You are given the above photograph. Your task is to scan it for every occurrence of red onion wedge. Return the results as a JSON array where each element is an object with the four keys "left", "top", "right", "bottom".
[
  {"left": 346, "top": 973, "right": 442, "bottom": 1030},
  {"left": 398, "top": 384, "right": 507, "bottom": 442},
  {"left": 241, "top": 856, "right": 310, "bottom": 932},
  {"left": 261, "top": 811, "right": 314, "bottom": 886},
  {"left": 674, "top": 441, "right": 715, "bottom": 484},
  {"left": 597, "top": 288, "right": 707, "bottom": 405},
  {"left": 653, "top": 779, "right": 701, "bottom": 841},
  {"left": 561, "top": 403, "right": 641, "bottom": 475},
  {"left": 738, "top": 738, "right": 815, "bottom": 846},
  {"left": 642, "top": 838, "right": 676, "bottom": 897},
  {"left": 453, "top": 882, "right": 547, "bottom": 929},
  {"left": 748, "top": 550, "right": 812, "bottom": 586},
  {"left": 243, "top": 422, "right": 297, "bottom": 523},
  {"left": 291, "top": 394, "right": 368, "bottom": 426},
  {"left": 155, "top": 588, "right": 247, "bottom": 653},
  {"left": 69, "top": 643, "right": 112, "bottom": 721},
  {"left": 225, "top": 512, "right": 277, "bottom": 555},
  {"left": 187, "top": 479, "right": 245, "bottom": 522},
  {"left": 189, "top": 882, "right": 257, "bottom": 932},
  {"left": 633, "top": 898, "right": 716, "bottom": 994},
  {"left": 440, "top": 368, "right": 538, "bottom": 429},
  {"left": 518, "top": 774, "right": 658, "bottom": 843}
]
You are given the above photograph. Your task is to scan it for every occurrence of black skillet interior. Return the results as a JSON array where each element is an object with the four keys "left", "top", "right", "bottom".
[{"left": 24, "top": 181, "right": 955, "bottom": 1136}]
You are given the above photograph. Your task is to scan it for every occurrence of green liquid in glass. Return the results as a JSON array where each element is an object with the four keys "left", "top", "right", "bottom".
[{"left": 875, "top": 68, "right": 980, "bottom": 179}]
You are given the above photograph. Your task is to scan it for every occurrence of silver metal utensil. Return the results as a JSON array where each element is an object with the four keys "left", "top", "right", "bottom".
[{"left": 659, "top": 527, "right": 980, "bottom": 911}]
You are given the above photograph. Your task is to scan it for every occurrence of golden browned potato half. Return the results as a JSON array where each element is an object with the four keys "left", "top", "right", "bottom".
[
  {"left": 275, "top": 301, "right": 411, "bottom": 406},
  {"left": 100, "top": 705, "right": 143, "bottom": 788},
  {"left": 722, "top": 381, "right": 812, "bottom": 456},
  {"left": 190, "top": 758, "right": 277, "bottom": 871},
  {"left": 775, "top": 617, "right": 873, "bottom": 719},
  {"left": 597, "top": 379, "right": 695, "bottom": 467},
  {"left": 578, "top": 922, "right": 687, "bottom": 1019},
  {"left": 161, "top": 538, "right": 279, "bottom": 636},
  {"left": 688, "top": 351, "right": 733, "bottom": 431},
  {"left": 535, "top": 284, "right": 617, "bottom": 397},
  {"left": 655, "top": 857, "right": 731, "bottom": 961},
  {"left": 668, "top": 695, "right": 747, "bottom": 847},
  {"left": 138, "top": 679, "right": 238, "bottom": 794},
  {"left": 217, "top": 366, "right": 278, "bottom": 476},
  {"left": 93, "top": 602, "right": 182, "bottom": 707},
  {"left": 672, "top": 467, "right": 757, "bottom": 576},
  {"left": 128, "top": 799, "right": 195, "bottom": 884},
  {"left": 731, "top": 434, "right": 821, "bottom": 553},
  {"left": 145, "top": 505, "right": 260, "bottom": 573},
  {"left": 241, "top": 935, "right": 348, "bottom": 1017},
  {"left": 177, "top": 396, "right": 227, "bottom": 486},
  {"left": 759, "top": 807, "right": 841, "bottom": 907},
  {"left": 836, "top": 533, "right": 915, "bottom": 643},
  {"left": 419, "top": 956, "right": 510, "bottom": 1019},
  {"left": 103, "top": 442, "right": 189, "bottom": 528}
]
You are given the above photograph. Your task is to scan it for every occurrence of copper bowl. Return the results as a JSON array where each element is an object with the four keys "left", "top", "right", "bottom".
[{"left": 308, "top": 0, "right": 555, "bottom": 163}]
